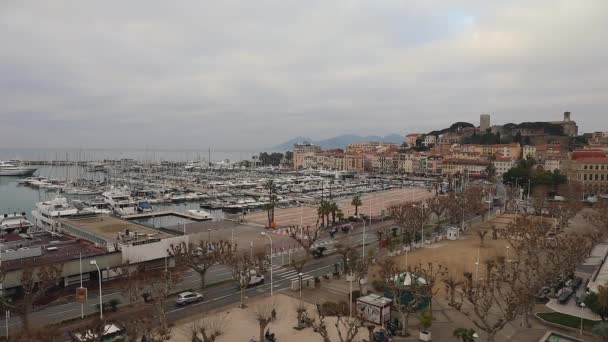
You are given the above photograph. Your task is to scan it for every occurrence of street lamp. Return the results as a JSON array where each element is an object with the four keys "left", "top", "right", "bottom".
[
  {"left": 90, "top": 260, "right": 103, "bottom": 320},
  {"left": 580, "top": 302, "right": 586, "bottom": 335},
  {"left": 358, "top": 217, "right": 367, "bottom": 260},
  {"left": 347, "top": 258, "right": 353, "bottom": 317},
  {"left": 505, "top": 246, "right": 510, "bottom": 262},
  {"left": 413, "top": 204, "right": 425, "bottom": 246},
  {"left": 298, "top": 273, "right": 303, "bottom": 300},
  {"left": 261, "top": 232, "right": 274, "bottom": 296}
]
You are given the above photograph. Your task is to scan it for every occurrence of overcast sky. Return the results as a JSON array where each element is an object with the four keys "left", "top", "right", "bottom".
[{"left": 1, "top": 1, "right": 606, "bottom": 150}]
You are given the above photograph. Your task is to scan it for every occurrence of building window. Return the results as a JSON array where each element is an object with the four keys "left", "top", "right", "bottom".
[
  {"left": 584, "top": 174, "right": 587, "bottom": 181},
  {"left": 596, "top": 174, "right": 600, "bottom": 181},
  {"left": 584, "top": 165, "right": 588, "bottom": 170}
]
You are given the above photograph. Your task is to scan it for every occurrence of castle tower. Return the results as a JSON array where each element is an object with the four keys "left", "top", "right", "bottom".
[
  {"left": 563, "top": 111, "right": 571, "bottom": 122},
  {"left": 480, "top": 114, "right": 491, "bottom": 131}
]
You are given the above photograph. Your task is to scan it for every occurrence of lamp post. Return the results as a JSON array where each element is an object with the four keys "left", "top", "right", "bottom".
[
  {"left": 413, "top": 204, "right": 425, "bottom": 246},
  {"left": 90, "top": 260, "right": 103, "bottom": 320},
  {"left": 358, "top": 217, "right": 367, "bottom": 260},
  {"left": 505, "top": 246, "right": 510, "bottom": 262},
  {"left": 580, "top": 302, "right": 586, "bottom": 335},
  {"left": 474, "top": 248, "right": 480, "bottom": 284},
  {"left": 261, "top": 232, "right": 273, "bottom": 296},
  {"left": 347, "top": 258, "right": 353, "bottom": 317},
  {"left": 79, "top": 252, "right": 84, "bottom": 319},
  {"left": 298, "top": 272, "right": 303, "bottom": 300}
]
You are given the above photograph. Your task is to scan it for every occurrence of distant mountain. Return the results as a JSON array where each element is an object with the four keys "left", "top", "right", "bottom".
[{"left": 272, "top": 134, "right": 404, "bottom": 151}]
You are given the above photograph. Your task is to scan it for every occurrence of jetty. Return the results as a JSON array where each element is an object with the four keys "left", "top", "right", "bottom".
[{"left": 123, "top": 210, "right": 212, "bottom": 221}]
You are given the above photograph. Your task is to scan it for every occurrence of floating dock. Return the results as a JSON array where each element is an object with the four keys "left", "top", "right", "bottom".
[{"left": 123, "top": 210, "right": 212, "bottom": 221}]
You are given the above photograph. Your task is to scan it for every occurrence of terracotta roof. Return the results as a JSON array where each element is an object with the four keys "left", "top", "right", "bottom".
[{"left": 572, "top": 157, "right": 608, "bottom": 163}]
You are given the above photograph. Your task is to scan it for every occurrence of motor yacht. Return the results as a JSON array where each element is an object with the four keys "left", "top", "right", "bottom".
[
  {"left": 0, "top": 161, "right": 37, "bottom": 176},
  {"left": 186, "top": 209, "right": 212, "bottom": 220},
  {"left": 102, "top": 187, "right": 137, "bottom": 216},
  {"left": 31, "top": 197, "right": 79, "bottom": 231},
  {"left": 0, "top": 212, "right": 34, "bottom": 234}
]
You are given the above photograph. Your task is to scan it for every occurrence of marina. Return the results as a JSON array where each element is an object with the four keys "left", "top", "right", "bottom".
[{"left": 1, "top": 159, "right": 434, "bottom": 232}]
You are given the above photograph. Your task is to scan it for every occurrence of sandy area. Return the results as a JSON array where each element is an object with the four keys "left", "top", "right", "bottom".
[
  {"left": 247, "top": 187, "right": 434, "bottom": 227},
  {"left": 368, "top": 213, "right": 517, "bottom": 286},
  {"left": 169, "top": 293, "right": 369, "bottom": 342}
]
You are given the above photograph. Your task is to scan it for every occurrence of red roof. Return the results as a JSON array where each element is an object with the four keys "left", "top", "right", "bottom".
[
  {"left": 572, "top": 157, "right": 608, "bottom": 163},
  {"left": 572, "top": 149, "right": 607, "bottom": 160}
]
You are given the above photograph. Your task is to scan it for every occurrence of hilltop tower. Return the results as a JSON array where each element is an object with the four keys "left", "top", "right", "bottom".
[{"left": 480, "top": 114, "right": 491, "bottom": 131}]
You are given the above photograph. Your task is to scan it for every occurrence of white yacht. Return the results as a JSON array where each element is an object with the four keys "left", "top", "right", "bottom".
[
  {"left": 102, "top": 187, "right": 137, "bottom": 216},
  {"left": 31, "top": 197, "right": 79, "bottom": 231},
  {"left": 0, "top": 212, "right": 34, "bottom": 234},
  {"left": 186, "top": 209, "right": 212, "bottom": 220},
  {"left": 0, "top": 161, "right": 37, "bottom": 176}
]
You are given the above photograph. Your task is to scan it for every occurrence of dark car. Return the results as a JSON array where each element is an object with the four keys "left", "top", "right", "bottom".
[
  {"left": 557, "top": 287, "right": 574, "bottom": 304},
  {"left": 312, "top": 246, "right": 327, "bottom": 259}
]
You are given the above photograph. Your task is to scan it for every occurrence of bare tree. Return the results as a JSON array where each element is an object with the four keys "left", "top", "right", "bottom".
[
  {"left": 530, "top": 185, "right": 548, "bottom": 216},
  {"left": 426, "top": 195, "right": 451, "bottom": 232},
  {"left": 123, "top": 317, "right": 172, "bottom": 342},
  {"left": 461, "top": 264, "right": 519, "bottom": 342},
  {"left": 168, "top": 240, "right": 233, "bottom": 290},
  {"left": 190, "top": 315, "right": 227, "bottom": 342},
  {"left": 228, "top": 252, "right": 259, "bottom": 308},
  {"left": 254, "top": 301, "right": 276, "bottom": 342},
  {"left": 116, "top": 264, "right": 182, "bottom": 336},
  {"left": 16, "top": 263, "right": 63, "bottom": 333},
  {"left": 311, "top": 308, "right": 362, "bottom": 342},
  {"left": 414, "top": 261, "right": 447, "bottom": 315},
  {"left": 585, "top": 198, "right": 608, "bottom": 236},
  {"left": 287, "top": 225, "right": 321, "bottom": 274},
  {"left": 378, "top": 258, "right": 427, "bottom": 337},
  {"left": 443, "top": 274, "right": 464, "bottom": 309},
  {"left": 388, "top": 201, "right": 430, "bottom": 244}
]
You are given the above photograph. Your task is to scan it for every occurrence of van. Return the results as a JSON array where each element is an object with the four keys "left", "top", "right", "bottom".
[{"left": 46, "top": 246, "right": 59, "bottom": 252}]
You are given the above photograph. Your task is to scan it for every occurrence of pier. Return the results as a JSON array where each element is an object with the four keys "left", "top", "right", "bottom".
[{"left": 123, "top": 210, "right": 212, "bottom": 221}]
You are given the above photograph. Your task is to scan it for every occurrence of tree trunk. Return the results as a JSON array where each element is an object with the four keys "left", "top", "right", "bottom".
[
  {"left": 259, "top": 323, "right": 267, "bottom": 342},
  {"left": 240, "top": 286, "right": 246, "bottom": 308},
  {"left": 23, "top": 295, "right": 32, "bottom": 332},
  {"left": 355, "top": 206, "right": 358, "bottom": 216},
  {"left": 267, "top": 210, "right": 272, "bottom": 227},
  {"left": 400, "top": 311, "right": 410, "bottom": 337},
  {"left": 199, "top": 271, "right": 206, "bottom": 290},
  {"left": 520, "top": 306, "right": 532, "bottom": 328},
  {"left": 485, "top": 331, "right": 496, "bottom": 342}
]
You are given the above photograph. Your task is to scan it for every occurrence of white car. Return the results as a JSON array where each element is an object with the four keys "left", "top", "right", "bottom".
[
  {"left": 175, "top": 291, "right": 203, "bottom": 305},
  {"left": 248, "top": 273, "right": 265, "bottom": 286}
]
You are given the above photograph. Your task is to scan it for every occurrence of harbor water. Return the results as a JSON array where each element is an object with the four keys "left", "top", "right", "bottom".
[{"left": 0, "top": 165, "right": 224, "bottom": 224}]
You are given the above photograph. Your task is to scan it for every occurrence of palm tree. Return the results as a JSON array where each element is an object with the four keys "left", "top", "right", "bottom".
[
  {"left": 453, "top": 328, "right": 476, "bottom": 342},
  {"left": 351, "top": 195, "right": 362, "bottom": 217},
  {"left": 317, "top": 202, "right": 327, "bottom": 227},
  {"left": 477, "top": 230, "right": 488, "bottom": 247},
  {"left": 328, "top": 202, "right": 339, "bottom": 225},
  {"left": 336, "top": 210, "right": 344, "bottom": 223},
  {"left": 263, "top": 180, "right": 277, "bottom": 227}
]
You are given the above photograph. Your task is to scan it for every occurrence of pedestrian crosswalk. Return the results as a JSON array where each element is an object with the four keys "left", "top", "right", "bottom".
[{"left": 270, "top": 265, "right": 316, "bottom": 282}]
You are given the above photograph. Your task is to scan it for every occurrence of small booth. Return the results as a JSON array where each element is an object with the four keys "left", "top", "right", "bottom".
[
  {"left": 446, "top": 226, "right": 460, "bottom": 240},
  {"left": 355, "top": 294, "right": 393, "bottom": 325}
]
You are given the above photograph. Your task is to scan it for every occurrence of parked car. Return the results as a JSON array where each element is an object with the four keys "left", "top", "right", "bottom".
[
  {"left": 557, "top": 287, "right": 574, "bottom": 304},
  {"left": 175, "top": 291, "right": 203, "bottom": 306},
  {"left": 312, "top": 246, "right": 327, "bottom": 259}
]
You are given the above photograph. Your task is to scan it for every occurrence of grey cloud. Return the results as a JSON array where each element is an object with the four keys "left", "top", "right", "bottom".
[{"left": 1, "top": 0, "right": 607, "bottom": 151}]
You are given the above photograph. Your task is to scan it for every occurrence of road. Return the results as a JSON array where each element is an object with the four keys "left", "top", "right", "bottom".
[{"left": 0, "top": 218, "right": 392, "bottom": 338}]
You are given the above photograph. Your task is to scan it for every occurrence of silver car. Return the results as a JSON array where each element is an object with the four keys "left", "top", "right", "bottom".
[{"left": 175, "top": 291, "right": 203, "bottom": 305}]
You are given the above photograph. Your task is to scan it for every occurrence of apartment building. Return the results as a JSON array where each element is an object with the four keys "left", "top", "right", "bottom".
[
  {"left": 442, "top": 158, "right": 491, "bottom": 177},
  {"left": 493, "top": 157, "right": 517, "bottom": 177},
  {"left": 346, "top": 141, "right": 399, "bottom": 153},
  {"left": 564, "top": 149, "right": 608, "bottom": 194}
]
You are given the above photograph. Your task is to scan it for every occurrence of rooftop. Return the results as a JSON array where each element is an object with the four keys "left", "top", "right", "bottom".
[{"left": 61, "top": 215, "right": 175, "bottom": 243}]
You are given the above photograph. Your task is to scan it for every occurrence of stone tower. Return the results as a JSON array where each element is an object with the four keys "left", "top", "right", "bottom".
[
  {"left": 480, "top": 114, "right": 491, "bottom": 131},
  {"left": 563, "top": 111, "right": 571, "bottom": 122}
]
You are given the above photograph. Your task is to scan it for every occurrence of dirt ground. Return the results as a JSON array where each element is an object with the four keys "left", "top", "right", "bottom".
[
  {"left": 247, "top": 187, "right": 434, "bottom": 227},
  {"left": 368, "top": 213, "right": 518, "bottom": 288},
  {"left": 169, "top": 293, "right": 369, "bottom": 342}
]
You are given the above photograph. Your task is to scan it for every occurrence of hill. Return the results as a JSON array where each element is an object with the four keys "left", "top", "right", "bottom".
[{"left": 272, "top": 133, "right": 404, "bottom": 151}]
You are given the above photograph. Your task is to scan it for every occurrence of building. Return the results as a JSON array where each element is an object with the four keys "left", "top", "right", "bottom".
[
  {"left": 441, "top": 158, "right": 491, "bottom": 177},
  {"left": 493, "top": 157, "right": 517, "bottom": 177},
  {"left": 346, "top": 141, "right": 399, "bottom": 153},
  {"left": 564, "top": 149, "right": 608, "bottom": 194},
  {"left": 293, "top": 142, "right": 321, "bottom": 169},
  {"left": 480, "top": 114, "right": 491, "bottom": 132},
  {"left": 423, "top": 135, "right": 437, "bottom": 147},
  {"left": 406, "top": 134, "right": 422, "bottom": 147},
  {"left": 549, "top": 111, "right": 579, "bottom": 137},
  {"left": 543, "top": 158, "right": 562, "bottom": 172}
]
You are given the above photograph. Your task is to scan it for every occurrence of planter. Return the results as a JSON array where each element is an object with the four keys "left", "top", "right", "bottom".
[{"left": 419, "top": 330, "right": 431, "bottom": 341}]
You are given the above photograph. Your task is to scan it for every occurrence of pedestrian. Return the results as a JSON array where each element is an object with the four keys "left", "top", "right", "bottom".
[{"left": 271, "top": 308, "right": 277, "bottom": 321}]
